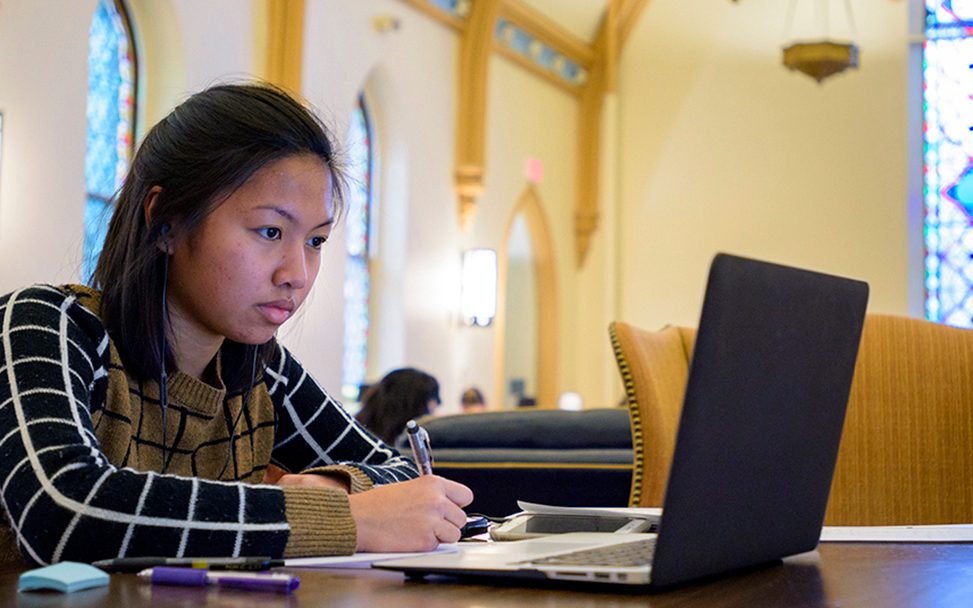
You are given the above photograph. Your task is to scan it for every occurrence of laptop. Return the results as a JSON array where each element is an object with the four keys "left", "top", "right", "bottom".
[{"left": 376, "top": 253, "right": 869, "bottom": 589}]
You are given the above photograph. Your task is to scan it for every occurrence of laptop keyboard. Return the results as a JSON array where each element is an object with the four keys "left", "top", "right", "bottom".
[{"left": 523, "top": 538, "right": 656, "bottom": 568}]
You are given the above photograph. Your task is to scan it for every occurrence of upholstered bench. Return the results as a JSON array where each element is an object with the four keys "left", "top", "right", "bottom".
[{"left": 398, "top": 408, "right": 633, "bottom": 517}]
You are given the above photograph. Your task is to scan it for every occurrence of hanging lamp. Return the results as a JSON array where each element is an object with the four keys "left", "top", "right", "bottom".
[
  {"left": 781, "top": 0, "right": 859, "bottom": 83},
  {"left": 782, "top": 40, "right": 859, "bottom": 83}
]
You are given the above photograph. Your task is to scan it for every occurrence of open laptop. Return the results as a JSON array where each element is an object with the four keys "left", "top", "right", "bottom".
[{"left": 376, "top": 253, "right": 869, "bottom": 589}]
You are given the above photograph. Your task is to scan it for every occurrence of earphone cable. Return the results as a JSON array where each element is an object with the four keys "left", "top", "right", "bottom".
[
  {"left": 217, "top": 344, "right": 258, "bottom": 480},
  {"left": 159, "top": 249, "right": 170, "bottom": 474}
]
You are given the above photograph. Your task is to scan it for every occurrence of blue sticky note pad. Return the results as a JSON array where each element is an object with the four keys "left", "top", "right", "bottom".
[{"left": 18, "top": 562, "right": 110, "bottom": 593}]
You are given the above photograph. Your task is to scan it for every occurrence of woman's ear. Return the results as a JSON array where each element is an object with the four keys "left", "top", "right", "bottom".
[{"left": 142, "top": 186, "right": 171, "bottom": 253}]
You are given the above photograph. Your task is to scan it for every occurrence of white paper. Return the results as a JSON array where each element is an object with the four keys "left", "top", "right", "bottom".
[
  {"left": 820, "top": 525, "right": 973, "bottom": 543},
  {"left": 516, "top": 501, "right": 662, "bottom": 521},
  {"left": 284, "top": 544, "right": 459, "bottom": 569}
]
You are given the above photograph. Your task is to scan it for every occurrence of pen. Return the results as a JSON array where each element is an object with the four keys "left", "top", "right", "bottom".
[
  {"left": 92, "top": 556, "right": 283, "bottom": 573},
  {"left": 138, "top": 567, "right": 299, "bottom": 593},
  {"left": 405, "top": 419, "right": 433, "bottom": 475}
]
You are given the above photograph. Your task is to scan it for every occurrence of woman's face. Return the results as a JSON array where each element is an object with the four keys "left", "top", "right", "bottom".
[{"left": 166, "top": 154, "right": 334, "bottom": 348}]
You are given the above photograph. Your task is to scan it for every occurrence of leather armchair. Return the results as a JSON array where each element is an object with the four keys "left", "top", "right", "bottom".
[{"left": 609, "top": 314, "right": 973, "bottom": 525}]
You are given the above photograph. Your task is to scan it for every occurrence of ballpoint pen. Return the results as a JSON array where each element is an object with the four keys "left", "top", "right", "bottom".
[
  {"left": 405, "top": 419, "right": 433, "bottom": 476},
  {"left": 93, "top": 556, "right": 283, "bottom": 573},
  {"left": 138, "top": 567, "right": 299, "bottom": 593}
]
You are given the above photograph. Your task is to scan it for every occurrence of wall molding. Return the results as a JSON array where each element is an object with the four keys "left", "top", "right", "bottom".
[
  {"left": 494, "top": 184, "right": 558, "bottom": 409},
  {"left": 455, "top": 0, "right": 502, "bottom": 230},
  {"left": 265, "top": 0, "right": 305, "bottom": 94},
  {"left": 398, "top": 0, "right": 649, "bottom": 260}
]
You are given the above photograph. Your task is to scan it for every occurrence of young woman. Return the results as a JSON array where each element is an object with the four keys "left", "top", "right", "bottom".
[
  {"left": 356, "top": 368, "right": 441, "bottom": 443},
  {"left": 0, "top": 83, "right": 471, "bottom": 567}
]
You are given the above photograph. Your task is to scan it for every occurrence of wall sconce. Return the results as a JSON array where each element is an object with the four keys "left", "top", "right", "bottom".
[
  {"left": 372, "top": 14, "right": 401, "bottom": 33},
  {"left": 461, "top": 248, "right": 497, "bottom": 327}
]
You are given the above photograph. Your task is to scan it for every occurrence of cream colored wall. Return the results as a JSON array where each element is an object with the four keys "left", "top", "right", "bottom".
[
  {"left": 479, "top": 56, "right": 580, "bottom": 408},
  {"left": 298, "top": 1, "right": 592, "bottom": 412},
  {"left": 0, "top": 0, "right": 923, "bottom": 414},
  {"left": 0, "top": 0, "right": 258, "bottom": 299},
  {"left": 295, "top": 0, "right": 465, "bottom": 406},
  {"left": 616, "top": 0, "right": 914, "bottom": 332},
  {"left": 125, "top": 0, "right": 186, "bottom": 132},
  {"left": 575, "top": 93, "right": 625, "bottom": 407},
  {"left": 503, "top": 245, "right": 537, "bottom": 407},
  {"left": 0, "top": 0, "right": 96, "bottom": 291}
]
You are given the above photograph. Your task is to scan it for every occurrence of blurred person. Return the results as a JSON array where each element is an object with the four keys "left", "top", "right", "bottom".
[
  {"left": 356, "top": 368, "right": 441, "bottom": 443},
  {"left": 460, "top": 386, "right": 487, "bottom": 413}
]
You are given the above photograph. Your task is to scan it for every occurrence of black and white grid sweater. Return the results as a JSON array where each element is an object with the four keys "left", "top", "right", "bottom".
[{"left": 0, "top": 284, "right": 418, "bottom": 566}]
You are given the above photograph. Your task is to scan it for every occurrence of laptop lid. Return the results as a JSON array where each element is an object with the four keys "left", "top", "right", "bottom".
[
  {"left": 649, "top": 253, "right": 868, "bottom": 587},
  {"left": 376, "top": 254, "right": 869, "bottom": 589}
]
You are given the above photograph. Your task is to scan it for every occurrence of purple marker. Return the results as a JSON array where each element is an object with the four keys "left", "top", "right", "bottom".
[{"left": 138, "top": 566, "right": 299, "bottom": 593}]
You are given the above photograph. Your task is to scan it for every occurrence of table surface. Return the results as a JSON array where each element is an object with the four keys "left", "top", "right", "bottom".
[{"left": 6, "top": 542, "right": 973, "bottom": 608}]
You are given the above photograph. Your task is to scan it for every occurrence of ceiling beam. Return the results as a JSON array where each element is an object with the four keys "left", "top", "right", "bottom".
[{"left": 498, "top": 0, "right": 594, "bottom": 68}]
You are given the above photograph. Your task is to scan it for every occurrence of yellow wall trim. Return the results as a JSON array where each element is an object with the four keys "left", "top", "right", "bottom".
[
  {"left": 494, "top": 185, "right": 559, "bottom": 408},
  {"left": 455, "top": 0, "right": 502, "bottom": 230},
  {"left": 396, "top": 0, "right": 652, "bottom": 257},
  {"left": 575, "top": 0, "right": 651, "bottom": 268},
  {"left": 265, "top": 0, "right": 305, "bottom": 93}
]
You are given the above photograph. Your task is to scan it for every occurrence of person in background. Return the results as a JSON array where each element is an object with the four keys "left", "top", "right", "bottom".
[
  {"left": 460, "top": 386, "right": 487, "bottom": 413},
  {"left": 356, "top": 368, "right": 441, "bottom": 444},
  {"left": 0, "top": 82, "right": 471, "bottom": 568}
]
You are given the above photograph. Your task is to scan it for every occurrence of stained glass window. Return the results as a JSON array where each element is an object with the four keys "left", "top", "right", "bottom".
[
  {"left": 341, "top": 96, "right": 373, "bottom": 402},
  {"left": 923, "top": 2, "right": 973, "bottom": 326},
  {"left": 430, "top": 0, "right": 471, "bottom": 19},
  {"left": 84, "top": 0, "right": 135, "bottom": 283},
  {"left": 494, "top": 18, "right": 587, "bottom": 87}
]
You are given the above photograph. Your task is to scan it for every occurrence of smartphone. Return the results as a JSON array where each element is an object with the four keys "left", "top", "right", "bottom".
[
  {"left": 489, "top": 513, "right": 657, "bottom": 541},
  {"left": 460, "top": 515, "right": 491, "bottom": 539}
]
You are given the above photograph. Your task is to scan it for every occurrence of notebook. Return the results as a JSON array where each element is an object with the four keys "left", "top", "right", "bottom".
[{"left": 376, "top": 253, "right": 869, "bottom": 589}]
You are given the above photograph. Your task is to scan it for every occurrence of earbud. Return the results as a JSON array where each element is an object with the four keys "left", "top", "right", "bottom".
[{"left": 159, "top": 223, "right": 173, "bottom": 255}]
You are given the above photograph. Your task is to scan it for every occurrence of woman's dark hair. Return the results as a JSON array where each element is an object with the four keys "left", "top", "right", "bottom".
[
  {"left": 355, "top": 368, "right": 441, "bottom": 444},
  {"left": 92, "top": 82, "right": 346, "bottom": 387}
]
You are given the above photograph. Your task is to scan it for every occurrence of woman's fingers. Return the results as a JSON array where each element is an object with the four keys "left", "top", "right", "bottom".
[{"left": 348, "top": 476, "right": 475, "bottom": 552}]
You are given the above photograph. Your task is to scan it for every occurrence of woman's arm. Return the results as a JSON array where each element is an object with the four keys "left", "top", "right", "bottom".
[
  {"left": 261, "top": 344, "right": 476, "bottom": 551},
  {"left": 265, "top": 343, "right": 419, "bottom": 488},
  {"left": 0, "top": 286, "right": 313, "bottom": 564}
]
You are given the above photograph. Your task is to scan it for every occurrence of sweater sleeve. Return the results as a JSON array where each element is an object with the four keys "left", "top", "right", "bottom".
[
  {"left": 0, "top": 286, "right": 293, "bottom": 565},
  {"left": 265, "top": 343, "right": 419, "bottom": 487}
]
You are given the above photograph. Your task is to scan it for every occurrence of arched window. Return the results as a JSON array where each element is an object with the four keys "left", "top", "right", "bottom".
[
  {"left": 923, "top": 2, "right": 973, "bottom": 327},
  {"left": 342, "top": 95, "right": 374, "bottom": 401},
  {"left": 84, "top": 0, "right": 136, "bottom": 283}
]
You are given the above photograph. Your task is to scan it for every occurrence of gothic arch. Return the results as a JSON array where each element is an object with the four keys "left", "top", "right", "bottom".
[{"left": 494, "top": 184, "right": 558, "bottom": 408}]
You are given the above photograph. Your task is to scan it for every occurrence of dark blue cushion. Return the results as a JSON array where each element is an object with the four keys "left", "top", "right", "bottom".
[{"left": 396, "top": 409, "right": 633, "bottom": 517}]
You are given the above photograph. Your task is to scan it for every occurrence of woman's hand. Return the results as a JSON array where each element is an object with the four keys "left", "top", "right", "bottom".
[
  {"left": 348, "top": 476, "right": 474, "bottom": 552},
  {"left": 264, "top": 463, "right": 349, "bottom": 491}
]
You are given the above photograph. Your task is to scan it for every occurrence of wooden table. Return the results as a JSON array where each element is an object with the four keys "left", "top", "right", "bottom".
[{"left": 6, "top": 543, "right": 973, "bottom": 607}]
